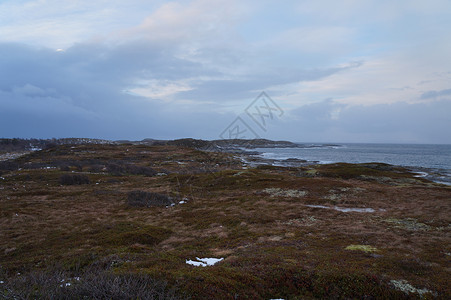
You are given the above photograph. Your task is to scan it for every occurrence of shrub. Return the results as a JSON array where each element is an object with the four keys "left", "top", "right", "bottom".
[
  {"left": 60, "top": 174, "right": 90, "bottom": 185},
  {"left": 88, "top": 164, "right": 103, "bottom": 173},
  {"left": 0, "top": 267, "right": 182, "bottom": 300},
  {"left": 60, "top": 165, "right": 70, "bottom": 171},
  {"left": 106, "top": 163, "right": 124, "bottom": 176},
  {"left": 106, "top": 162, "right": 157, "bottom": 176},
  {"left": 126, "top": 165, "right": 157, "bottom": 177},
  {"left": 73, "top": 163, "right": 83, "bottom": 172},
  {"left": 0, "top": 161, "right": 19, "bottom": 171},
  {"left": 127, "top": 191, "right": 174, "bottom": 207}
]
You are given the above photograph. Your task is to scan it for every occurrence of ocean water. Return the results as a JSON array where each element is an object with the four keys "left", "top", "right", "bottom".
[{"left": 254, "top": 143, "right": 451, "bottom": 185}]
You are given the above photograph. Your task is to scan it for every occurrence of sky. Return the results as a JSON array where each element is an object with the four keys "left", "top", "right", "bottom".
[{"left": 1, "top": 0, "right": 450, "bottom": 143}]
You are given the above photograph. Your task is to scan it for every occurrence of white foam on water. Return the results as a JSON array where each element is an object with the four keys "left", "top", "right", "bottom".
[{"left": 413, "top": 171, "right": 429, "bottom": 178}]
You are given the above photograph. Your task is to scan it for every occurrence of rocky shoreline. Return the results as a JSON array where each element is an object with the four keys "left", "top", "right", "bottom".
[{"left": 2, "top": 137, "right": 450, "bottom": 185}]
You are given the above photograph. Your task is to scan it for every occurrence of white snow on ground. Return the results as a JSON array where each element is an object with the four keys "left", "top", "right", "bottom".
[
  {"left": 197, "top": 257, "right": 223, "bottom": 266},
  {"left": 334, "top": 207, "right": 375, "bottom": 213},
  {"left": 60, "top": 282, "right": 71, "bottom": 287},
  {"left": 390, "top": 279, "right": 436, "bottom": 296},
  {"left": 305, "top": 204, "right": 375, "bottom": 213},
  {"left": 186, "top": 257, "right": 224, "bottom": 267},
  {"left": 185, "top": 259, "right": 205, "bottom": 267},
  {"left": 59, "top": 277, "right": 81, "bottom": 288},
  {"left": 0, "top": 152, "right": 31, "bottom": 161}
]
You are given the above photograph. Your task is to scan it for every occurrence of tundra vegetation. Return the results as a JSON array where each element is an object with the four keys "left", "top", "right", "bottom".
[{"left": 0, "top": 143, "right": 449, "bottom": 299}]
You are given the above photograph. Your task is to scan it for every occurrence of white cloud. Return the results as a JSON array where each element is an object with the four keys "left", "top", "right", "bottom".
[
  {"left": 286, "top": 53, "right": 451, "bottom": 107},
  {"left": 296, "top": 0, "right": 451, "bottom": 24},
  {"left": 0, "top": 0, "right": 165, "bottom": 48},
  {"left": 264, "top": 26, "right": 356, "bottom": 55},
  {"left": 127, "top": 0, "right": 243, "bottom": 42},
  {"left": 0, "top": 0, "right": 450, "bottom": 142},
  {"left": 128, "top": 80, "right": 194, "bottom": 100}
]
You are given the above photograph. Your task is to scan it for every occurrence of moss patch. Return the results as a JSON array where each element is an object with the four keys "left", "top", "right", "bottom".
[
  {"left": 384, "top": 218, "right": 432, "bottom": 231},
  {"left": 345, "top": 245, "right": 379, "bottom": 253}
]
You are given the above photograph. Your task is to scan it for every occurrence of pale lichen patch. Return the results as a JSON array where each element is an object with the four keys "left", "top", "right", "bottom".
[
  {"left": 263, "top": 188, "right": 308, "bottom": 198},
  {"left": 345, "top": 245, "right": 378, "bottom": 253},
  {"left": 279, "top": 216, "right": 317, "bottom": 227},
  {"left": 384, "top": 218, "right": 432, "bottom": 231}
]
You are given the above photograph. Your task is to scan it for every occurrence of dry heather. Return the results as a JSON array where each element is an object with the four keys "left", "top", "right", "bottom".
[{"left": 0, "top": 144, "right": 450, "bottom": 299}]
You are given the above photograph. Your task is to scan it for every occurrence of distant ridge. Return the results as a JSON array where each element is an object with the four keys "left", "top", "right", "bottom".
[
  {"left": 117, "top": 138, "right": 301, "bottom": 150},
  {"left": 0, "top": 138, "right": 114, "bottom": 152},
  {"left": 0, "top": 137, "right": 301, "bottom": 153}
]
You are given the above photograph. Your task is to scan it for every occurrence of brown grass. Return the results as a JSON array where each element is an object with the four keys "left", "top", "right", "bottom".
[{"left": 0, "top": 144, "right": 450, "bottom": 299}]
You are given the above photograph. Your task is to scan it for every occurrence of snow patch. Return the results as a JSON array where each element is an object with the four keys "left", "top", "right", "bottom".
[
  {"left": 60, "top": 282, "right": 71, "bottom": 287},
  {"left": 305, "top": 204, "right": 376, "bottom": 213},
  {"left": 390, "top": 279, "right": 436, "bottom": 296},
  {"left": 186, "top": 257, "right": 224, "bottom": 267},
  {"left": 59, "top": 277, "right": 81, "bottom": 287}
]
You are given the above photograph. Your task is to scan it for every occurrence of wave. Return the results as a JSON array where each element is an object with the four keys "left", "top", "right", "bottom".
[{"left": 295, "top": 144, "right": 346, "bottom": 149}]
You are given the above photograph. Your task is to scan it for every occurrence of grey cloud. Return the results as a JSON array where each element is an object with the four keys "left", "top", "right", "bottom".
[
  {"left": 1, "top": 38, "right": 361, "bottom": 140},
  {"left": 0, "top": 42, "right": 239, "bottom": 139},
  {"left": 420, "top": 88, "right": 451, "bottom": 99},
  {"left": 8, "top": 38, "right": 446, "bottom": 144},
  {"left": 176, "top": 62, "right": 363, "bottom": 102},
  {"left": 273, "top": 98, "right": 451, "bottom": 144},
  {"left": 288, "top": 99, "right": 343, "bottom": 131}
]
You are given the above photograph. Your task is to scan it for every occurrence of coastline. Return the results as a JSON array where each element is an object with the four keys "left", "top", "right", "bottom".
[
  {"left": 1, "top": 139, "right": 450, "bottom": 298},
  {"left": 242, "top": 144, "right": 451, "bottom": 186},
  {"left": 2, "top": 138, "right": 450, "bottom": 185}
]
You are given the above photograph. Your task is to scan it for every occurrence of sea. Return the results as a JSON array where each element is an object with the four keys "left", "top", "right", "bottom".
[{"left": 254, "top": 143, "right": 451, "bottom": 185}]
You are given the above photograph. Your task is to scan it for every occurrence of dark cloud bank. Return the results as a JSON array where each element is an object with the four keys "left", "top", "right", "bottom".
[{"left": 1, "top": 42, "right": 450, "bottom": 143}]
